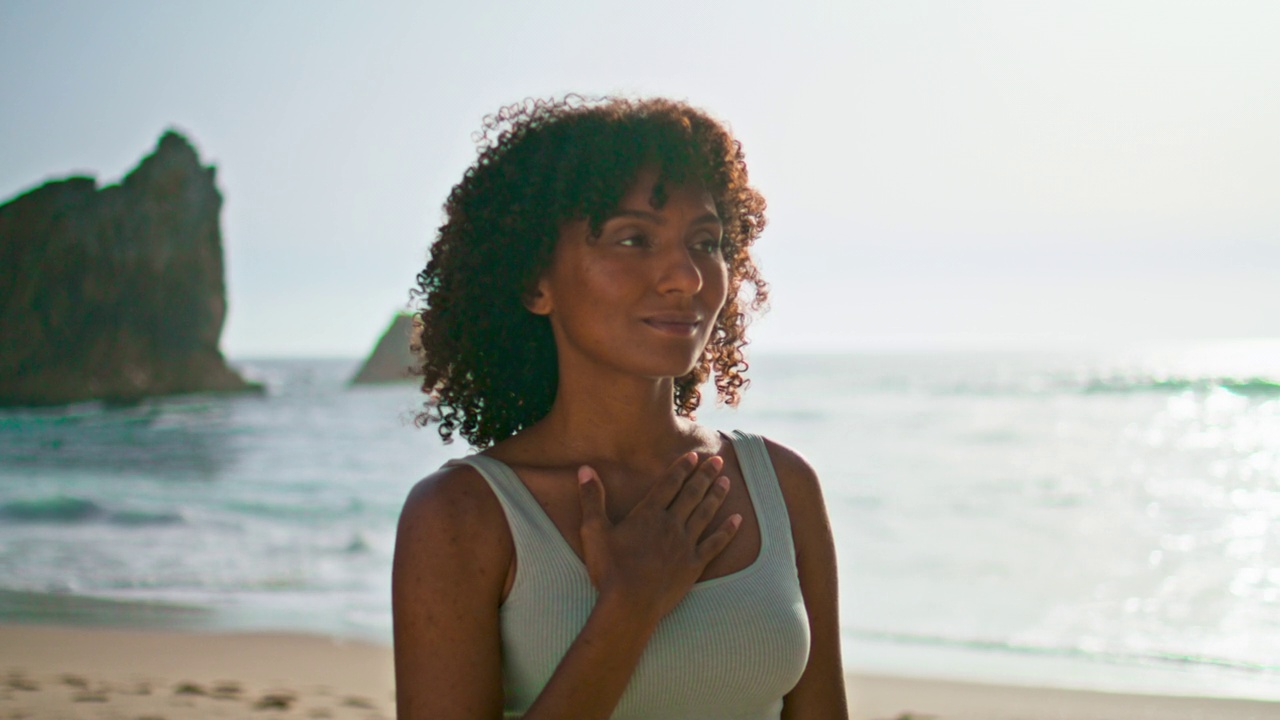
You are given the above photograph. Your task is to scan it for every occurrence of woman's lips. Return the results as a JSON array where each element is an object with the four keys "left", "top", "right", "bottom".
[{"left": 642, "top": 317, "right": 701, "bottom": 336}]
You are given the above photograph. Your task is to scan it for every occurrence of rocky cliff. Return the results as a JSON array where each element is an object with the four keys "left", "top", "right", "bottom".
[
  {"left": 350, "top": 313, "right": 419, "bottom": 384},
  {"left": 0, "top": 131, "right": 256, "bottom": 406}
]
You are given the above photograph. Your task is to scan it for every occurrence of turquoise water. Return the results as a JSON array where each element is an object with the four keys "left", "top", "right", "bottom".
[{"left": 1, "top": 343, "right": 1278, "bottom": 700}]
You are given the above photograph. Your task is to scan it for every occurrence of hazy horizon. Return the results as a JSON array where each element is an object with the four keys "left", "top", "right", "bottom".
[{"left": 3, "top": 1, "right": 1277, "bottom": 356}]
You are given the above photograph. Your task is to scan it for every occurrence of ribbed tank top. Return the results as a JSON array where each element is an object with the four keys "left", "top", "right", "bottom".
[{"left": 453, "top": 430, "right": 810, "bottom": 720}]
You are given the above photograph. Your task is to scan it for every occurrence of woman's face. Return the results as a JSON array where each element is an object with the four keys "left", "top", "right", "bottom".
[{"left": 527, "top": 167, "right": 729, "bottom": 381}]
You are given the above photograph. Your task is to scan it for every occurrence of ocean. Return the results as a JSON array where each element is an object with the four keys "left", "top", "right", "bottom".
[{"left": 1, "top": 342, "right": 1277, "bottom": 701}]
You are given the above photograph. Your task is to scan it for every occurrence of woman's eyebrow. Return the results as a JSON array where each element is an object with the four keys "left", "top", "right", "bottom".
[{"left": 606, "top": 209, "right": 722, "bottom": 226}]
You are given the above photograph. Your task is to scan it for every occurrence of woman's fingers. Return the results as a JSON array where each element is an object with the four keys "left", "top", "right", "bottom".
[
  {"left": 667, "top": 455, "right": 723, "bottom": 519},
  {"left": 581, "top": 457, "right": 741, "bottom": 610},
  {"left": 695, "top": 513, "right": 743, "bottom": 563},
  {"left": 646, "top": 452, "right": 701, "bottom": 508},
  {"left": 578, "top": 465, "right": 611, "bottom": 532},
  {"left": 685, "top": 475, "right": 730, "bottom": 538}
]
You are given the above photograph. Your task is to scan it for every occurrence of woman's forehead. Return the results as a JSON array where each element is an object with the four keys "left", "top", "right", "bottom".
[{"left": 617, "top": 167, "right": 715, "bottom": 213}]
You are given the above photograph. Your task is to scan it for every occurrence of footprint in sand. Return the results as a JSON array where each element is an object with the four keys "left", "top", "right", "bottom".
[
  {"left": 340, "top": 696, "right": 376, "bottom": 710},
  {"left": 254, "top": 692, "right": 297, "bottom": 711},
  {"left": 212, "top": 681, "right": 243, "bottom": 700},
  {"left": 173, "top": 682, "right": 207, "bottom": 696},
  {"left": 3, "top": 676, "right": 37, "bottom": 693}
]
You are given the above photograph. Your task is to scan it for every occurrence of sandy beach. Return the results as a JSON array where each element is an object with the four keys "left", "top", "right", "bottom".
[
  {"left": 1, "top": 624, "right": 394, "bottom": 720},
  {"left": 3, "top": 623, "right": 1276, "bottom": 720}
]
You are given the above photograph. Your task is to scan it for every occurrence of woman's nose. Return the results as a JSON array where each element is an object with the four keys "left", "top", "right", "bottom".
[{"left": 655, "top": 243, "right": 703, "bottom": 296}]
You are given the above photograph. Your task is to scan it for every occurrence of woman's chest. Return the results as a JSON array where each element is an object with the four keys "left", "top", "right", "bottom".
[
  {"left": 499, "top": 517, "right": 809, "bottom": 720},
  {"left": 518, "top": 462, "right": 764, "bottom": 583}
]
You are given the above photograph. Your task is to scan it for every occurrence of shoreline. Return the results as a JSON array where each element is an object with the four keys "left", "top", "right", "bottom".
[{"left": 4, "top": 623, "right": 1277, "bottom": 720}]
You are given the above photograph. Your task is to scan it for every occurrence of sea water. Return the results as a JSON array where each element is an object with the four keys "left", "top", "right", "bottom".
[{"left": 1, "top": 342, "right": 1277, "bottom": 700}]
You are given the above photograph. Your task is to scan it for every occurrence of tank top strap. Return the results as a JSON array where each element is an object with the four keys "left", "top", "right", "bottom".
[
  {"left": 728, "top": 430, "right": 798, "bottom": 567},
  {"left": 445, "top": 455, "right": 584, "bottom": 579}
]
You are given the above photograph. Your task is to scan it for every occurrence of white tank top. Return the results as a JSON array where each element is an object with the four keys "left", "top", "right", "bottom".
[{"left": 453, "top": 430, "right": 811, "bottom": 719}]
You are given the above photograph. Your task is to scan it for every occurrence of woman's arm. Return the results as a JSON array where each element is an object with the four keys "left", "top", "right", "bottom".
[
  {"left": 392, "top": 465, "right": 508, "bottom": 719},
  {"left": 392, "top": 453, "right": 740, "bottom": 720},
  {"left": 768, "top": 440, "right": 850, "bottom": 720}
]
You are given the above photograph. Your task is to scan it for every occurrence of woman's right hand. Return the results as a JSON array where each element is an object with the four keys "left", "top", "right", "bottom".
[{"left": 576, "top": 452, "right": 742, "bottom": 621}]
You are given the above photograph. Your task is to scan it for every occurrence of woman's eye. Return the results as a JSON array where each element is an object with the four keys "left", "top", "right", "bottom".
[
  {"left": 618, "top": 234, "right": 648, "bottom": 248},
  {"left": 692, "top": 236, "right": 723, "bottom": 254}
]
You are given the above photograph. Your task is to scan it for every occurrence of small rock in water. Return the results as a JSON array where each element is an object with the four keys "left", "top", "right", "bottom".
[{"left": 173, "top": 681, "right": 207, "bottom": 696}]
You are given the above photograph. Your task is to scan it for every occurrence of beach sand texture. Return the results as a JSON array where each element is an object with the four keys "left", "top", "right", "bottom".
[
  {"left": 2, "top": 625, "right": 393, "bottom": 720},
  {"left": 4, "top": 624, "right": 1277, "bottom": 720}
]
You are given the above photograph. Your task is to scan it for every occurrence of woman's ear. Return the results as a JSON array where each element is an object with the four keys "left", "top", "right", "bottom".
[{"left": 523, "top": 278, "right": 552, "bottom": 316}]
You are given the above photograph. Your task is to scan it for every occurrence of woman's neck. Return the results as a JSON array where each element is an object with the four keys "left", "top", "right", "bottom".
[{"left": 524, "top": 373, "right": 699, "bottom": 470}]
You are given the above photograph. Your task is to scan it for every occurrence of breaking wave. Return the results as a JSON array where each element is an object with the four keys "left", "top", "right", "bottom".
[{"left": 0, "top": 496, "right": 183, "bottom": 525}]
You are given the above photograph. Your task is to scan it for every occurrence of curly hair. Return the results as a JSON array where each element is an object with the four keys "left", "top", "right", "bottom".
[{"left": 411, "top": 96, "right": 768, "bottom": 448}]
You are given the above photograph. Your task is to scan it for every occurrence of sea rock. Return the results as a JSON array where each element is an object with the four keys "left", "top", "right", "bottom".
[
  {"left": 0, "top": 130, "right": 257, "bottom": 406},
  {"left": 350, "top": 313, "right": 419, "bottom": 384}
]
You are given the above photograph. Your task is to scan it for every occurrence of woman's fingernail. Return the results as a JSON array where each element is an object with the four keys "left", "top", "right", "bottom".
[
  {"left": 708, "top": 455, "right": 724, "bottom": 471},
  {"left": 578, "top": 466, "right": 593, "bottom": 484},
  {"left": 715, "top": 476, "right": 730, "bottom": 491},
  {"left": 730, "top": 514, "right": 743, "bottom": 528}
]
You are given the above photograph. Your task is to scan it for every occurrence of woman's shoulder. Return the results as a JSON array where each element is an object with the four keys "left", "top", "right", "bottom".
[
  {"left": 403, "top": 457, "right": 490, "bottom": 514},
  {"left": 729, "top": 431, "right": 821, "bottom": 491},
  {"left": 396, "top": 457, "right": 513, "bottom": 562},
  {"left": 392, "top": 458, "right": 514, "bottom": 658},
  {"left": 732, "top": 431, "right": 827, "bottom": 520}
]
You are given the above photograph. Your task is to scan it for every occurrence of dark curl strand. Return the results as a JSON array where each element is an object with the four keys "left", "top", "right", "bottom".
[{"left": 411, "top": 96, "right": 769, "bottom": 448}]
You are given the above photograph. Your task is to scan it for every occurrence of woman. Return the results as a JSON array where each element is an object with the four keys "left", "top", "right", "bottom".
[{"left": 393, "top": 96, "right": 847, "bottom": 719}]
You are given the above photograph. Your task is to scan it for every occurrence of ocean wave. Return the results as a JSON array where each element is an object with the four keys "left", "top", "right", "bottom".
[
  {"left": 921, "top": 375, "right": 1280, "bottom": 397},
  {"left": 1081, "top": 376, "right": 1280, "bottom": 396},
  {"left": 0, "top": 496, "right": 103, "bottom": 522},
  {"left": 103, "top": 509, "right": 185, "bottom": 526},
  {"left": 219, "top": 498, "right": 367, "bottom": 522},
  {"left": 0, "top": 496, "right": 183, "bottom": 526},
  {"left": 845, "top": 629, "right": 1280, "bottom": 676}
]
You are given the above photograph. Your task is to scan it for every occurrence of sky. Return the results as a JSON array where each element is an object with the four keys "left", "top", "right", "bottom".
[{"left": 1, "top": 1, "right": 1277, "bottom": 357}]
